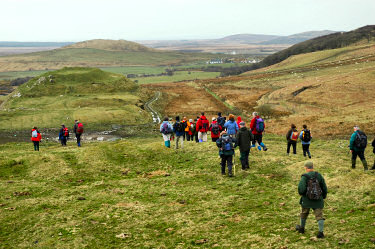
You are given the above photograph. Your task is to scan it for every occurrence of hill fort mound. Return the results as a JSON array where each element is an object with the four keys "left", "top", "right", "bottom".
[{"left": 63, "top": 39, "right": 155, "bottom": 52}]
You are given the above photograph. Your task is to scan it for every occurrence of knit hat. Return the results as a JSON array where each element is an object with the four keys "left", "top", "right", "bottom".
[
  {"left": 304, "top": 161, "right": 314, "bottom": 169},
  {"left": 189, "top": 119, "right": 193, "bottom": 122},
  {"left": 239, "top": 121, "right": 245, "bottom": 126},
  {"left": 212, "top": 117, "right": 216, "bottom": 121}
]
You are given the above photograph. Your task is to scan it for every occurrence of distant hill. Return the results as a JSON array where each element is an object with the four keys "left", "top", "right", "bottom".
[
  {"left": 64, "top": 39, "right": 154, "bottom": 52},
  {"left": 0, "top": 42, "right": 74, "bottom": 47},
  {"left": 260, "top": 30, "right": 337, "bottom": 45},
  {"left": 218, "top": 34, "right": 281, "bottom": 44}
]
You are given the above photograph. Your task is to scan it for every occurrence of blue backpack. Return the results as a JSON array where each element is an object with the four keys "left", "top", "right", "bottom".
[
  {"left": 222, "top": 136, "right": 233, "bottom": 151},
  {"left": 256, "top": 118, "right": 265, "bottom": 133}
]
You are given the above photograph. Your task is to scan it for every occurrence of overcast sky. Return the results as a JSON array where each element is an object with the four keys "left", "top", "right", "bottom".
[{"left": 1, "top": 0, "right": 374, "bottom": 41}]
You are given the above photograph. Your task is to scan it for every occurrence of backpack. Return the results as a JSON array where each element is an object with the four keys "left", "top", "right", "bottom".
[
  {"left": 175, "top": 122, "right": 185, "bottom": 133},
  {"left": 32, "top": 130, "right": 38, "bottom": 138},
  {"left": 63, "top": 127, "right": 69, "bottom": 137},
  {"left": 202, "top": 119, "right": 209, "bottom": 132},
  {"left": 291, "top": 131, "right": 299, "bottom": 141},
  {"left": 222, "top": 136, "right": 233, "bottom": 151},
  {"left": 211, "top": 122, "right": 220, "bottom": 135},
  {"left": 255, "top": 118, "right": 265, "bottom": 133},
  {"left": 302, "top": 129, "right": 311, "bottom": 142},
  {"left": 161, "top": 122, "right": 172, "bottom": 135},
  {"left": 354, "top": 131, "right": 367, "bottom": 149},
  {"left": 303, "top": 172, "right": 323, "bottom": 200},
  {"left": 76, "top": 123, "right": 84, "bottom": 134},
  {"left": 217, "top": 116, "right": 225, "bottom": 127}
]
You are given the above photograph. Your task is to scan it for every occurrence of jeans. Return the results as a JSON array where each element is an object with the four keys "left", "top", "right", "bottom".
[
  {"left": 61, "top": 137, "right": 67, "bottom": 146},
  {"left": 302, "top": 144, "right": 311, "bottom": 157},
  {"left": 185, "top": 132, "right": 192, "bottom": 141},
  {"left": 221, "top": 155, "right": 233, "bottom": 175},
  {"left": 287, "top": 142, "right": 297, "bottom": 154},
  {"left": 176, "top": 136, "right": 184, "bottom": 149},
  {"left": 240, "top": 150, "right": 250, "bottom": 169},
  {"left": 76, "top": 133, "right": 82, "bottom": 146},
  {"left": 33, "top": 141, "right": 39, "bottom": 151}
]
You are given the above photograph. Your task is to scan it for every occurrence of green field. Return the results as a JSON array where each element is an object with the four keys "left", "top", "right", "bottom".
[
  {"left": 135, "top": 71, "right": 221, "bottom": 84},
  {"left": 0, "top": 67, "right": 150, "bottom": 131},
  {"left": 1, "top": 135, "right": 374, "bottom": 248}
]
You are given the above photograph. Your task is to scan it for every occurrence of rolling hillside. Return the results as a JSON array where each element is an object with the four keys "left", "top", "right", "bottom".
[
  {"left": 0, "top": 40, "right": 218, "bottom": 72},
  {"left": 0, "top": 67, "right": 150, "bottom": 130}
]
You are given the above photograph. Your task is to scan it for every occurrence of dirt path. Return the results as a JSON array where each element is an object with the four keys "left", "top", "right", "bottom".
[{"left": 144, "top": 91, "right": 161, "bottom": 124}]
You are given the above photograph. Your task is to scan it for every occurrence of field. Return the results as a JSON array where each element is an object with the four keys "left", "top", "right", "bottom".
[
  {"left": 1, "top": 135, "right": 374, "bottom": 248},
  {"left": 0, "top": 68, "right": 150, "bottom": 131}
]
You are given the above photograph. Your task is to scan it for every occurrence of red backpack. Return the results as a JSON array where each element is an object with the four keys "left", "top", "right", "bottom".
[
  {"left": 76, "top": 123, "right": 84, "bottom": 134},
  {"left": 201, "top": 119, "right": 209, "bottom": 132},
  {"left": 63, "top": 127, "right": 69, "bottom": 137}
]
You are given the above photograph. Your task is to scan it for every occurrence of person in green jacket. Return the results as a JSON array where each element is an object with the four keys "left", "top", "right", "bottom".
[
  {"left": 296, "top": 161, "right": 328, "bottom": 239},
  {"left": 349, "top": 126, "right": 368, "bottom": 170},
  {"left": 235, "top": 121, "right": 253, "bottom": 170},
  {"left": 216, "top": 131, "right": 237, "bottom": 177}
]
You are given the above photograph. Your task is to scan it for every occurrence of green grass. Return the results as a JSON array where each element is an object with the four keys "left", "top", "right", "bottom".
[
  {"left": 136, "top": 71, "right": 220, "bottom": 84},
  {"left": 1, "top": 134, "right": 374, "bottom": 248},
  {"left": 0, "top": 70, "right": 49, "bottom": 81},
  {"left": 0, "top": 67, "right": 150, "bottom": 131}
]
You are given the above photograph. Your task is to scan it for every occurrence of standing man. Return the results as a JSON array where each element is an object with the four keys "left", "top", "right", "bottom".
[
  {"left": 299, "top": 124, "right": 312, "bottom": 158},
  {"left": 173, "top": 116, "right": 186, "bottom": 149},
  {"left": 236, "top": 122, "right": 253, "bottom": 170},
  {"left": 217, "top": 112, "right": 225, "bottom": 128},
  {"left": 216, "top": 131, "right": 237, "bottom": 177},
  {"left": 250, "top": 112, "right": 267, "bottom": 151},
  {"left": 286, "top": 124, "right": 298, "bottom": 155},
  {"left": 372, "top": 138, "right": 375, "bottom": 170},
  {"left": 73, "top": 120, "right": 84, "bottom": 147},
  {"left": 59, "top": 124, "right": 69, "bottom": 146},
  {"left": 296, "top": 161, "right": 328, "bottom": 239},
  {"left": 349, "top": 126, "right": 368, "bottom": 170},
  {"left": 196, "top": 112, "right": 209, "bottom": 142}
]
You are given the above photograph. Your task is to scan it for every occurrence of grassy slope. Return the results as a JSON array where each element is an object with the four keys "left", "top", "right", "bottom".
[
  {"left": 0, "top": 136, "right": 374, "bottom": 248},
  {"left": 0, "top": 67, "right": 150, "bottom": 131}
]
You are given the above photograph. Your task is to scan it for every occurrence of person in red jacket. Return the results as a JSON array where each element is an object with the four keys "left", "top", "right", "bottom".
[
  {"left": 236, "top": 116, "right": 242, "bottom": 129},
  {"left": 210, "top": 117, "right": 222, "bottom": 142},
  {"left": 250, "top": 112, "right": 268, "bottom": 151},
  {"left": 196, "top": 112, "right": 210, "bottom": 142},
  {"left": 31, "top": 127, "right": 42, "bottom": 151}
]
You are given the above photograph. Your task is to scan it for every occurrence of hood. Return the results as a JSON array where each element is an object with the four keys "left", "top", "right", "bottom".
[
  {"left": 237, "top": 116, "right": 242, "bottom": 122},
  {"left": 200, "top": 115, "right": 207, "bottom": 120},
  {"left": 211, "top": 120, "right": 217, "bottom": 124}
]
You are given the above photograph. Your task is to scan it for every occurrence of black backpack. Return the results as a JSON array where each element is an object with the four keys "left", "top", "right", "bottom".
[
  {"left": 303, "top": 172, "right": 322, "bottom": 200},
  {"left": 302, "top": 129, "right": 311, "bottom": 142},
  {"left": 217, "top": 116, "right": 225, "bottom": 127},
  {"left": 175, "top": 122, "right": 185, "bottom": 132},
  {"left": 211, "top": 123, "right": 220, "bottom": 135},
  {"left": 354, "top": 130, "right": 367, "bottom": 149}
]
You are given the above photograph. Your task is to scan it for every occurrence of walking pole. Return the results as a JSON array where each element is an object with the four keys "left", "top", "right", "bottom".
[{"left": 233, "top": 150, "right": 236, "bottom": 176}]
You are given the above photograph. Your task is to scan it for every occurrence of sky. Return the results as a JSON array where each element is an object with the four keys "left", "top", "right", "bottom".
[{"left": 1, "top": 0, "right": 374, "bottom": 41}]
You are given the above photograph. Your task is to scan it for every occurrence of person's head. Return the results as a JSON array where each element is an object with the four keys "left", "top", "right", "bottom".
[
  {"left": 212, "top": 117, "right": 216, "bottom": 121},
  {"left": 353, "top": 126, "right": 360, "bottom": 131},
  {"left": 169, "top": 117, "right": 173, "bottom": 121},
  {"left": 237, "top": 116, "right": 242, "bottom": 121},
  {"left": 303, "top": 124, "right": 307, "bottom": 129},
  {"left": 189, "top": 119, "right": 193, "bottom": 123},
  {"left": 75, "top": 120, "right": 78, "bottom": 123},
  {"left": 194, "top": 119, "right": 197, "bottom": 122},
  {"left": 291, "top": 124, "right": 296, "bottom": 129},
  {"left": 220, "top": 130, "right": 227, "bottom": 136},
  {"left": 201, "top": 112, "right": 205, "bottom": 116},
  {"left": 239, "top": 121, "right": 245, "bottom": 127},
  {"left": 252, "top": 112, "right": 258, "bottom": 117},
  {"left": 304, "top": 161, "right": 314, "bottom": 172},
  {"left": 183, "top": 117, "right": 187, "bottom": 121},
  {"left": 62, "top": 124, "right": 65, "bottom": 128},
  {"left": 175, "top": 116, "right": 180, "bottom": 121},
  {"left": 229, "top": 114, "right": 235, "bottom": 121},
  {"left": 33, "top": 126, "right": 37, "bottom": 130},
  {"left": 218, "top": 112, "right": 222, "bottom": 117},
  {"left": 163, "top": 117, "right": 169, "bottom": 122}
]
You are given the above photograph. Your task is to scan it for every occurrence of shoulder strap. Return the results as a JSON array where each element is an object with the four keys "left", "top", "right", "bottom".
[{"left": 302, "top": 173, "right": 310, "bottom": 179}]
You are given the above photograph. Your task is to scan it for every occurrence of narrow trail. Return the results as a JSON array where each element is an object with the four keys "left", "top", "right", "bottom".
[{"left": 144, "top": 91, "right": 161, "bottom": 124}]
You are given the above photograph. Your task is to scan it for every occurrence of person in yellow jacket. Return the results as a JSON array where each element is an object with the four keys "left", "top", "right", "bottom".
[{"left": 182, "top": 117, "right": 191, "bottom": 141}]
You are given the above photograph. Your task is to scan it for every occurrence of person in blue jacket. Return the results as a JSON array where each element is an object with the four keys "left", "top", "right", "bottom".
[
  {"left": 224, "top": 114, "right": 239, "bottom": 138},
  {"left": 160, "top": 117, "right": 173, "bottom": 148},
  {"left": 349, "top": 126, "right": 368, "bottom": 170},
  {"left": 173, "top": 116, "right": 186, "bottom": 149},
  {"left": 299, "top": 124, "right": 312, "bottom": 158}
]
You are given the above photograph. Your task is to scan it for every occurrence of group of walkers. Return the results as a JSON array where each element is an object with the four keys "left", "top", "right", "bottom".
[{"left": 30, "top": 120, "right": 84, "bottom": 149}]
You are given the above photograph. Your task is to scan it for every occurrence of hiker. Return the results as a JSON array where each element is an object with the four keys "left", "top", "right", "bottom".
[
  {"left": 73, "top": 120, "right": 84, "bottom": 147},
  {"left": 169, "top": 118, "right": 175, "bottom": 141},
  {"left": 224, "top": 114, "right": 239, "bottom": 138},
  {"left": 236, "top": 121, "right": 253, "bottom": 170},
  {"left": 196, "top": 112, "right": 210, "bottom": 142},
  {"left": 286, "top": 124, "right": 299, "bottom": 155},
  {"left": 250, "top": 112, "right": 267, "bottom": 151},
  {"left": 236, "top": 116, "right": 242, "bottom": 128},
  {"left": 31, "top": 127, "right": 42, "bottom": 151},
  {"left": 58, "top": 124, "right": 69, "bottom": 146},
  {"left": 217, "top": 112, "right": 226, "bottom": 128},
  {"left": 183, "top": 117, "right": 191, "bottom": 141},
  {"left": 188, "top": 119, "right": 195, "bottom": 142},
  {"left": 216, "top": 131, "right": 237, "bottom": 177},
  {"left": 193, "top": 119, "right": 199, "bottom": 143},
  {"left": 210, "top": 117, "right": 222, "bottom": 142},
  {"left": 349, "top": 126, "right": 368, "bottom": 170},
  {"left": 160, "top": 117, "right": 173, "bottom": 148},
  {"left": 372, "top": 138, "right": 375, "bottom": 170},
  {"left": 296, "top": 161, "right": 328, "bottom": 239},
  {"left": 173, "top": 116, "right": 186, "bottom": 149},
  {"left": 300, "top": 125, "right": 312, "bottom": 158}
]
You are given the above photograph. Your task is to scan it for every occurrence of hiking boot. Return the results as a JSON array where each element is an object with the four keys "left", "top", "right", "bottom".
[
  {"left": 263, "top": 147, "right": 268, "bottom": 151},
  {"left": 309, "top": 156, "right": 312, "bottom": 159},
  {"left": 295, "top": 225, "right": 305, "bottom": 234},
  {"left": 257, "top": 146, "right": 262, "bottom": 151},
  {"left": 317, "top": 231, "right": 325, "bottom": 239}
]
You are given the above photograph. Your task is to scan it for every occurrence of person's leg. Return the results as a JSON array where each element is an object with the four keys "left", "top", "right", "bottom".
[
  {"left": 372, "top": 157, "right": 375, "bottom": 170},
  {"left": 63, "top": 138, "right": 67, "bottom": 146},
  {"left": 203, "top": 132, "right": 207, "bottom": 142},
  {"left": 195, "top": 133, "right": 199, "bottom": 143},
  {"left": 287, "top": 142, "right": 291, "bottom": 154},
  {"left": 255, "top": 135, "right": 262, "bottom": 151},
  {"left": 306, "top": 144, "right": 311, "bottom": 158},
  {"left": 198, "top": 132, "right": 203, "bottom": 142},
  {"left": 245, "top": 150, "right": 250, "bottom": 169},
  {"left": 76, "top": 134, "right": 81, "bottom": 147},
  {"left": 297, "top": 208, "right": 310, "bottom": 233},
  {"left": 302, "top": 144, "right": 307, "bottom": 157},
  {"left": 33, "top": 141, "right": 37, "bottom": 151},
  {"left": 240, "top": 152, "right": 246, "bottom": 170},
  {"left": 292, "top": 143, "right": 297, "bottom": 154},
  {"left": 352, "top": 151, "right": 358, "bottom": 168},
  {"left": 175, "top": 136, "right": 179, "bottom": 149},
  {"left": 251, "top": 135, "right": 256, "bottom": 148},
  {"left": 358, "top": 151, "right": 368, "bottom": 170},
  {"left": 181, "top": 136, "right": 184, "bottom": 149},
  {"left": 313, "top": 208, "right": 325, "bottom": 238},
  {"left": 36, "top": 141, "right": 39, "bottom": 151},
  {"left": 221, "top": 156, "right": 226, "bottom": 175},
  {"left": 227, "top": 155, "right": 233, "bottom": 176},
  {"left": 258, "top": 135, "right": 267, "bottom": 151}
]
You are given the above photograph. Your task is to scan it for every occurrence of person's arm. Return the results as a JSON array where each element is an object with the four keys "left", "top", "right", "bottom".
[
  {"left": 298, "top": 175, "right": 307, "bottom": 196},
  {"left": 320, "top": 174, "right": 328, "bottom": 199},
  {"left": 286, "top": 130, "right": 292, "bottom": 141},
  {"left": 349, "top": 133, "right": 356, "bottom": 151},
  {"left": 235, "top": 123, "right": 239, "bottom": 132},
  {"left": 372, "top": 138, "right": 375, "bottom": 147},
  {"left": 216, "top": 138, "right": 222, "bottom": 148},
  {"left": 299, "top": 131, "right": 303, "bottom": 140}
]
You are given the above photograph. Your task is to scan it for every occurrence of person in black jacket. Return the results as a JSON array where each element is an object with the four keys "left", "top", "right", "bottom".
[
  {"left": 286, "top": 124, "right": 298, "bottom": 155},
  {"left": 372, "top": 138, "right": 375, "bottom": 170},
  {"left": 235, "top": 122, "right": 253, "bottom": 170}
]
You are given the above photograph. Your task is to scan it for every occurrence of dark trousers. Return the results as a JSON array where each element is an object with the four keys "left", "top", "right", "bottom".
[
  {"left": 302, "top": 144, "right": 311, "bottom": 157},
  {"left": 240, "top": 150, "right": 250, "bottom": 169},
  {"left": 33, "top": 141, "right": 39, "bottom": 151},
  {"left": 61, "top": 137, "right": 67, "bottom": 146},
  {"left": 352, "top": 150, "right": 367, "bottom": 169},
  {"left": 212, "top": 137, "right": 219, "bottom": 142},
  {"left": 252, "top": 134, "right": 262, "bottom": 145},
  {"left": 221, "top": 155, "right": 233, "bottom": 175},
  {"left": 76, "top": 133, "right": 82, "bottom": 146},
  {"left": 186, "top": 132, "right": 192, "bottom": 141},
  {"left": 287, "top": 142, "right": 297, "bottom": 154},
  {"left": 194, "top": 133, "right": 199, "bottom": 143}
]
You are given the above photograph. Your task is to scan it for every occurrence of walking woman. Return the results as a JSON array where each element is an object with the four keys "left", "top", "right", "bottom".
[{"left": 31, "top": 126, "right": 42, "bottom": 151}]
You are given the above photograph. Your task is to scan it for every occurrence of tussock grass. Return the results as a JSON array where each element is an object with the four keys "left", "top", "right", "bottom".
[{"left": 1, "top": 135, "right": 374, "bottom": 248}]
